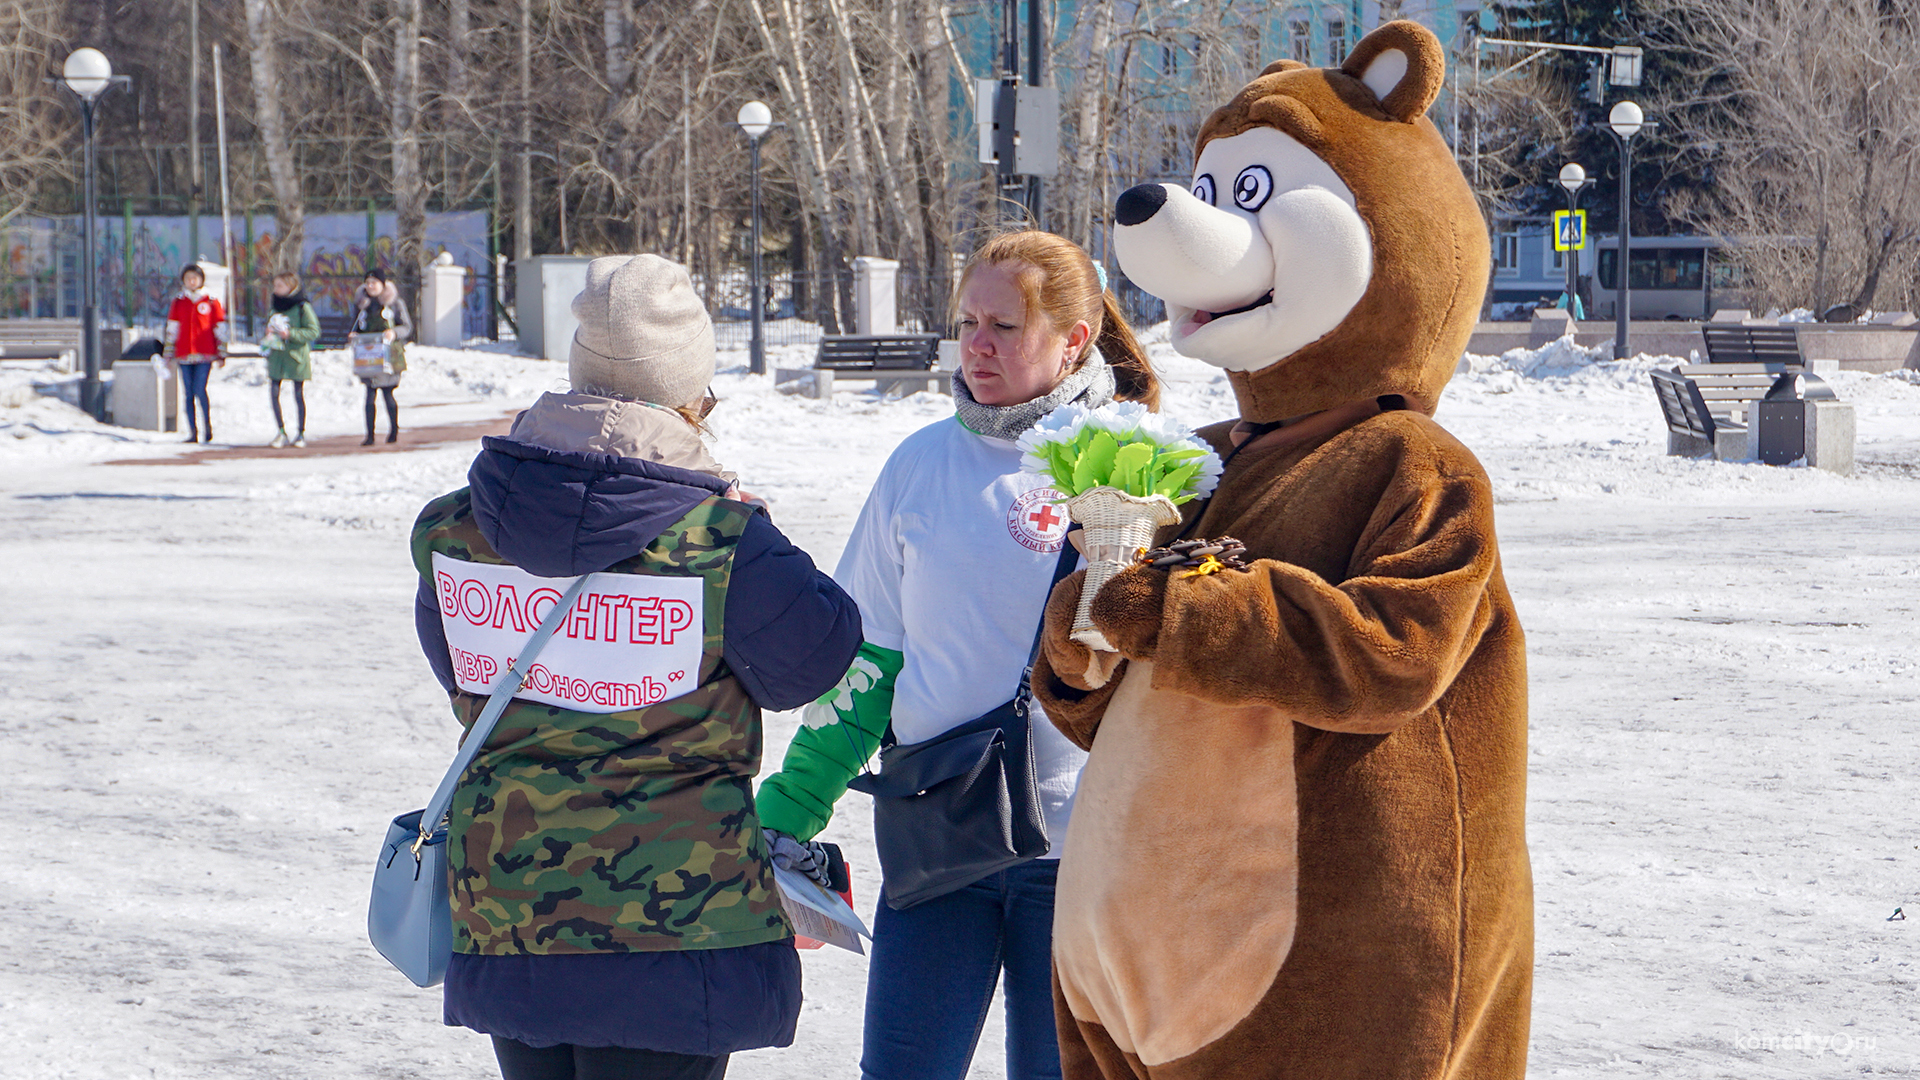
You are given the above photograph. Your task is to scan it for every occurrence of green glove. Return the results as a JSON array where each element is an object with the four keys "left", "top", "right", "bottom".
[{"left": 755, "top": 642, "right": 901, "bottom": 841}]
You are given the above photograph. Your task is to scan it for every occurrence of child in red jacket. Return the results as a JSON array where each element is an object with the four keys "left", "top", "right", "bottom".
[{"left": 165, "top": 264, "right": 226, "bottom": 443}]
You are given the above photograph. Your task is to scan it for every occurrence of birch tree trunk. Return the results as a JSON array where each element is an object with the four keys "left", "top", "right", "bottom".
[
  {"left": 745, "top": 0, "right": 855, "bottom": 329},
  {"left": 448, "top": 0, "right": 470, "bottom": 104},
  {"left": 604, "top": 0, "right": 632, "bottom": 88},
  {"left": 515, "top": 0, "right": 533, "bottom": 264},
  {"left": 391, "top": 0, "right": 426, "bottom": 289},
  {"left": 242, "top": 0, "right": 305, "bottom": 273},
  {"left": 1065, "top": 0, "right": 1117, "bottom": 253}
]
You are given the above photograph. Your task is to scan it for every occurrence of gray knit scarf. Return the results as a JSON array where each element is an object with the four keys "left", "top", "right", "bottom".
[{"left": 952, "top": 351, "right": 1117, "bottom": 442}]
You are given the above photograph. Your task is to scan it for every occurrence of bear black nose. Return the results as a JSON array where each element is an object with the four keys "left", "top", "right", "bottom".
[{"left": 1115, "top": 184, "right": 1168, "bottom": 227}]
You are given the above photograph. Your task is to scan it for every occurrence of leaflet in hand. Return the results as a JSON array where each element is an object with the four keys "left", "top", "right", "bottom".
[{"left": 774, "top": 864, "right": 870, "bottom": 955}]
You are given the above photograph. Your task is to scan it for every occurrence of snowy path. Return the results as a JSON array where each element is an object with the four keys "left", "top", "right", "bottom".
[{"left": 1, "top": 339, "right": 1917, "bottom": 1077}]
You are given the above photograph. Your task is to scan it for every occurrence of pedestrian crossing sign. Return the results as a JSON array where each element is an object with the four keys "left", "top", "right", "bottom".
[{"left": 1553, "top": 209, "right": 1588, "bottom": 252}]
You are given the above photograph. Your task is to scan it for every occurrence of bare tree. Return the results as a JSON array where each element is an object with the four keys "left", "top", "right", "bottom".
[
  {"left": 0, "top": 0, "right": 70, "bottom": 223},
  {"left": 1646, "top": 0, "right": 1920, "bottom": 314},
  {"left": 241, "top": 0, "right": 303, "bottom": 272},
  {"left": 390, "top": 0, "right": 425, "bottom": 285}
]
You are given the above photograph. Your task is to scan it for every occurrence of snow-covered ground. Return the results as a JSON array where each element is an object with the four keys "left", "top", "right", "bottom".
[{"left": 2, "top": 335, "right": 1917, "bottom": 1078}]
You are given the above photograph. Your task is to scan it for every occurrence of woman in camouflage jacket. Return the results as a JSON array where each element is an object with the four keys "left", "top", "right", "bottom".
[{"left": 411, "top": 255, "right": 860, "bottom": 1080}]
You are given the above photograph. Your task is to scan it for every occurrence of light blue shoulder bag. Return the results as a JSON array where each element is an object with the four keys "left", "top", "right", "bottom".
[{"left": 367, "top": 573, "right": 592, "bottom": 987}]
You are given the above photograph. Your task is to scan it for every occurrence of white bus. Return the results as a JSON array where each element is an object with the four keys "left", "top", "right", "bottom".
[{"left": 1589, "top": 235, "right": 1751, "bottom": 320}]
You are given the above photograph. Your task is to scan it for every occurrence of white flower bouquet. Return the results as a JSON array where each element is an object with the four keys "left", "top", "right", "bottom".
[{"left": 1017, "top": 402, "right": 1225, "bottom": 651}]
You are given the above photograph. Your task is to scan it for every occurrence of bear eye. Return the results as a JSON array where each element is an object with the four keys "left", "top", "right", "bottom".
[
  {"left": 1191, "top": 174, "right": 1217, "bottom": 206},
  {"left": 1232, "top": 166, "right": 1274, "bottom": 211}
]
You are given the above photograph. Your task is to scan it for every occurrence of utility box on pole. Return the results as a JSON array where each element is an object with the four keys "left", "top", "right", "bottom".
[{"left": 976, "top": 82, "right": 1059, "bottom": 177}]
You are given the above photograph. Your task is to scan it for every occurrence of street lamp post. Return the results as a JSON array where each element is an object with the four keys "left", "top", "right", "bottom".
[
  {"left": 736, "top": 101, "right": 774, "bottom": 376},
  {"left": 63, "top": 48, "right": 115, "bottom": 421},
  {"left": 1607, "top": 100, "right": 1644, "bottom": 360},
  {"left": 1556, "top": 162, "right": 1593, "bottom": 319}
]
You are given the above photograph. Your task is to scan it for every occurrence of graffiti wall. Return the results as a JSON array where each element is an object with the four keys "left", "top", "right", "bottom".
[{"left": 1, "top": 211, "right": 494, "bottom": 340}]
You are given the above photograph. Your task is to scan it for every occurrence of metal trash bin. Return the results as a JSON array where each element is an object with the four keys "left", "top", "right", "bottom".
[{"left": 1754, "top": 370, "right": 1844, "bottom": 469}]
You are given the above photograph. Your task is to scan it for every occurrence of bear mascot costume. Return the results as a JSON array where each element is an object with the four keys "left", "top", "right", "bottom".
[{"left": 1033, "top": 20, "right": 1532, "bottom": 1080}]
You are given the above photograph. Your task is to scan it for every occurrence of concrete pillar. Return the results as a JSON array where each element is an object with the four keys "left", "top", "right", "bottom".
[
  {"left": 852, "top": 256, "right": 899, "bottom": 335},
  {"left": 420, "top": 251, "right": 468, "bottom": 347},
  {"left": 1528, "top": 307, "right": 1576, "bottom": 349},
  {"left": 1806, "top": 400, "right": 1855, "bottom": 475}
]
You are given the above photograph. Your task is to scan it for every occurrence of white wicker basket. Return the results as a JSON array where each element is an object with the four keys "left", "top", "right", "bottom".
[{"left": 1063, "top": 487, "right": 1182, "bottom": 651}]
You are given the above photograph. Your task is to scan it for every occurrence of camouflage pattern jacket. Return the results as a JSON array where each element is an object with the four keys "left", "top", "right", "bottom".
[{"left": 412, "top": 434, "right": 861, "bottom": 956}]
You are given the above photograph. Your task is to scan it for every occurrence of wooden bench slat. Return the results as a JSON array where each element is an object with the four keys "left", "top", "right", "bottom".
[
  {"left": 813, "top": 333, "right": 941, "bottom": 373},
  {"left": 1702, "top": 325, "right": 1806, "bottom": 367}
]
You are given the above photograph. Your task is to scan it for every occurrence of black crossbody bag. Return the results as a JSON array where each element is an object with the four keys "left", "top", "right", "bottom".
[{"left": 846, "top": 538, "right": 1080, "bottom": 910}]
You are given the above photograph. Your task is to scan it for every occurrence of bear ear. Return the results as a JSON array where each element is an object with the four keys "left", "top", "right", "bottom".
[
  {"left": 1340, "top": 19, "right": 1445, "bottom": 122},
  {"left": 1260, "top": 59, "right": 1310, "bottom": 77}
]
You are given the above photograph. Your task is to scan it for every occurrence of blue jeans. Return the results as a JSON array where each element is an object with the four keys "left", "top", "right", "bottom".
[
  {"left": 179, "top": 361, "right": 212, "bottom": 435},
  {"left": 861, "top": 859, "right": 1062, "bottom": 1080}
]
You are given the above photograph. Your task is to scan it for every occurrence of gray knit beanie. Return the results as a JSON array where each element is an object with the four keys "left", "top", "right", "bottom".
[{"left": 568, "top": 255, "right": 716, "bottom": 408}]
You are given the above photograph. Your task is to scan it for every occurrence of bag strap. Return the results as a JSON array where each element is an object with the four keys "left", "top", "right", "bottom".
[
  {"left": 864, "top": 527, "right": 1082, "bottom": 759},
  {"left": 1021, "top": 529, "right": 1085, "bottom": 688},
  {"left": 414, "top": 572, "right": 593, "bottom": 845}
]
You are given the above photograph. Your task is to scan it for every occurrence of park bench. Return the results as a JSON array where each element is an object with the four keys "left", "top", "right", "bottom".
[
  {"left": 1650, "top": 367, "right": 1750, "bottom": 460},
  {"left": 776, "top": 333, "right": 948, "bottom": 399},
  {"left": 1702, "top": 324, "right": 1804, "bottom": 366},
  {"left": 0, "top": 319, "right": 83, "bottom": 364},
  {"left": 0, "top": 321, "right": 125, "bottom": 370},
  {"left": 1650, "top": 356, "right": 1809, "bottom": 461},
  {"left": 316, "top": 313, "right": 354, "bottom": 348}
]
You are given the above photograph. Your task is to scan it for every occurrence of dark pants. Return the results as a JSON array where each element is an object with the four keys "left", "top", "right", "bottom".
[
  {"left": 179, "top": 361, "right": 212, "bottom": 436},
  {"left": 364, "top": 383, "right": 397, "bottom": 437},
  {"left": 861, "top": 859, "right": 1063, "bottom": 1080},
  {"left": 491, "top": 1038, "right": 726, "bottom": 1080},
  {"left": 270, "top": 378, "right": 305, "bottom": 434}
]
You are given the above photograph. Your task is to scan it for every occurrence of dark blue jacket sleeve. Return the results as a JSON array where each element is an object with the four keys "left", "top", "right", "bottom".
[
  {"left": 416, "top": 577, "right": 457, "bottom": 692},
  {"left": 722, "top": 512, "right": 862, "bottom": 711}
]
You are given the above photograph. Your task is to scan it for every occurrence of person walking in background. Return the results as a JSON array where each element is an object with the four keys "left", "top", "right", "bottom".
[
  {"left": 262, "top": 272, "right": 319, "bottom": 448},
  {"left": 754, "top": 230, "right": 1162, "bottom": 1080},
  {"left": 411, "top": 254, "right": 862, "bottom": 1080},
  {"left": 347, "top": 268, "right": 411, "bottom": 445},
  {"left": 164, "top": 263, "right": 225, "bottom": 443}
]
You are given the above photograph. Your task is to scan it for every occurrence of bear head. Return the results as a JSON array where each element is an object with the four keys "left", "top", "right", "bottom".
[{"left": 1113, "top": 20, "right": 1489, "bottom": 422}]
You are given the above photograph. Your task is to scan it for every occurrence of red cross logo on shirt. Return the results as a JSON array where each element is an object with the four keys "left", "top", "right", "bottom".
[{"left": 1007, "top": 487, "right": 1067, "bottom": 553}]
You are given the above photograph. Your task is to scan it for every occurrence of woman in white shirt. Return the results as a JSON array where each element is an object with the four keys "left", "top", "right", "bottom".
[{"left": 757, "top": 230, "right": 1161, "bottom": 1080}]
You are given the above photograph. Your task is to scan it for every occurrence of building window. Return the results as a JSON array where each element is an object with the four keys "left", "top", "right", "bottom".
[
  {"left": 1289, "top": 18, "right": 1313, "bottom": 64},
  {"left": 1550, "top": 245, "right": 1564, "bottom": 272},
  {"left": 1495, "top": 233, "right": 1520, "bottom": 272},
  {"left": 1325, "top": 17, "right": 1347, "bottom": 65}
]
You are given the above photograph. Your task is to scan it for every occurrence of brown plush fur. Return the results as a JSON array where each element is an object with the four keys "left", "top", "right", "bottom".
[{"left": 1037, "top": 21, "right": 1530, "bottom": 1080}]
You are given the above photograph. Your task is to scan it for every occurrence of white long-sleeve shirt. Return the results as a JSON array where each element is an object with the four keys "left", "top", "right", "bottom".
[{"left": 836, "top": 416, "right": 1089, "bottom": 853}]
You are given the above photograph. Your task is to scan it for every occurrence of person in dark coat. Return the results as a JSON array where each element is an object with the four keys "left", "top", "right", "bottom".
[
  {"left": 410, "top": 254, "right": 861, "bottom": 1080},
  {"left": 348, "top": 268, "right": 412, "bottom": 445}
]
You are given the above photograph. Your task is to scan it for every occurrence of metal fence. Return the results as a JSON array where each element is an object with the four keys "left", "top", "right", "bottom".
[
  {"left": 2, "top": 232, "right": 505, "bottom": 348},
  {"left": 2, "top": 215, "right": 503, "bottom": 348}
]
